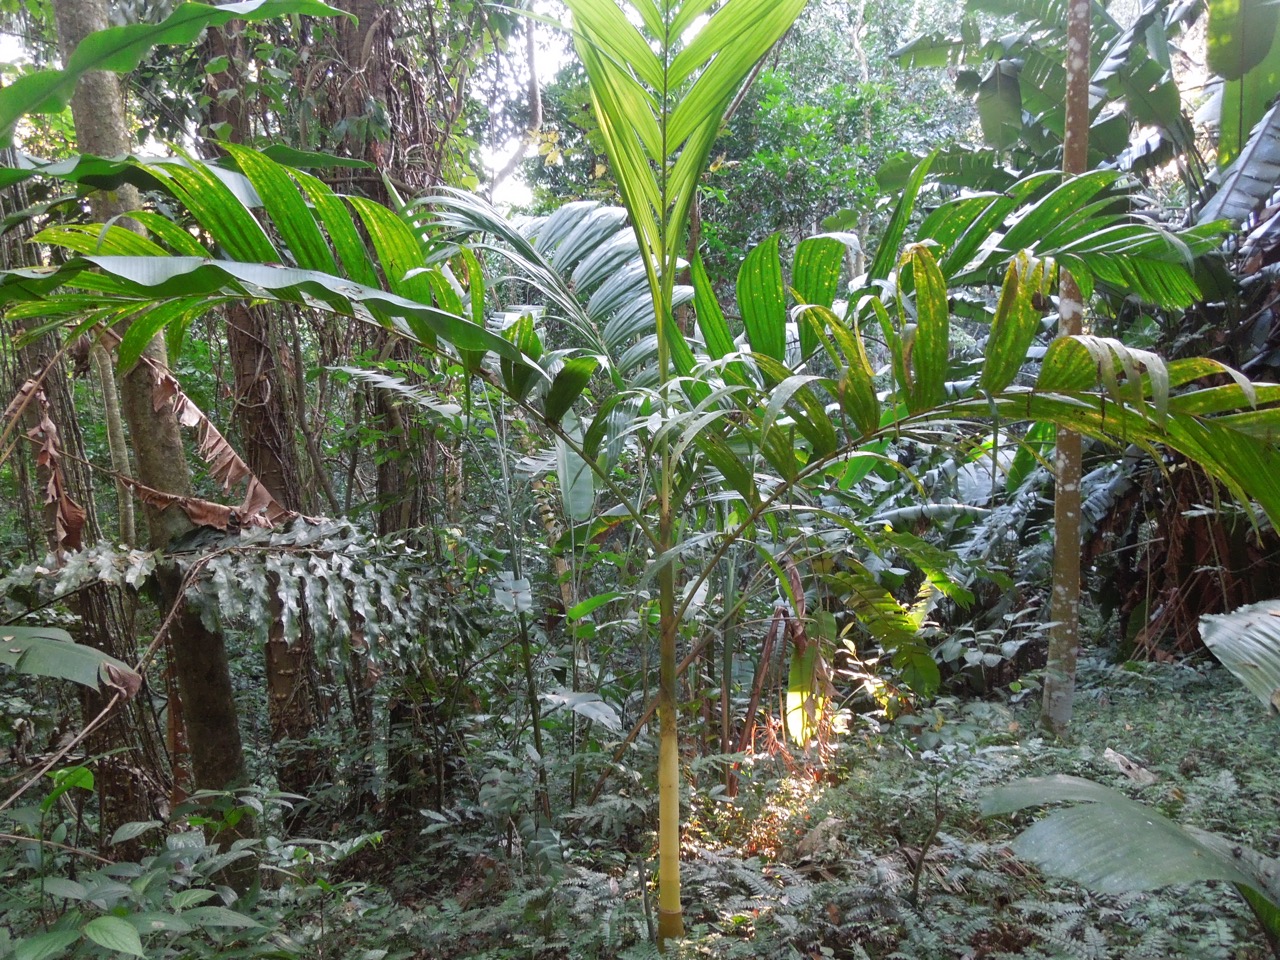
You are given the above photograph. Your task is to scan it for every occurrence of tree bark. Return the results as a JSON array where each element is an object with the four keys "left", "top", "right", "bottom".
[
  {"left": 52, "top": 0, "right": 249, "bottom": 817},
  {"left": 204, "top": 24, "right": 325, "bottom": 819},
  {"left": 89, "top": 342, "right": 135, "bottom": 546},
  {"left": 1041, "top": 0, "right": 1091, "bottom": 737}
]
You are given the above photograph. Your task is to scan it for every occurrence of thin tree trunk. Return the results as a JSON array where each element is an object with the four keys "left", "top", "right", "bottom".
[
  {"left": 89, "top": 342, "right": 135, "bottom": 547},
  {"left": 1042, "top": 0, "right": 1091, "bottom": 737},
  {"left": 17, "top": 338, "right": 166, "bottom": 858}
]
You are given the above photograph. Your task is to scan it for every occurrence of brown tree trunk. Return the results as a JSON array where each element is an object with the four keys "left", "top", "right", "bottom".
[
  {"left": 52, "top": 0, "right": 250, "bottom": 838},
  {"left": 204, "top": 24, "right": 326, "bottom": 819}
]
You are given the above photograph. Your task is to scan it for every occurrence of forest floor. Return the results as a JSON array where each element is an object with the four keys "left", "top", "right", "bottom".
[{"left": 387, "top": 660, "right": 1279, "bottom": 959}]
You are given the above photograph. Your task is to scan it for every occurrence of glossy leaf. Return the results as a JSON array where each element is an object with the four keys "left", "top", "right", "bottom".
[
  {"left": 980, "top": 252, "right": 1050, "bottom": 393},
  {"left": 1208, "top": 0, "right": 1280, "bottom": 80},
  {"left": 1198, "top": 102, "right": 1280, "bottom": 225},
  {"left": 83, "top": 916, "right": 145, "bottom": 957},
  {"left": 904, "top": 244, "right": 949, "bottom": 411}
]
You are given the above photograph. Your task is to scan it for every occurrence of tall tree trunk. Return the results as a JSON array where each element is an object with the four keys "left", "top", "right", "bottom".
[
  {"left": 51, "top": 0, "right": 250, "bottom": 829},
  {"left": 203, "top": 23, "right": 325, "bottom": 821},
  {"left": 1042, "top": 0, "right": 1091, "bottom": 737},
  {"left": 1, "top": 144, "right": 163, "bottom": 858}
]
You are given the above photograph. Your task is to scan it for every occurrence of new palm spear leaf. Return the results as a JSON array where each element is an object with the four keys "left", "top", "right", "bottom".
[{"left": 556, "top": 0, "right": 809, "bottom": 940}]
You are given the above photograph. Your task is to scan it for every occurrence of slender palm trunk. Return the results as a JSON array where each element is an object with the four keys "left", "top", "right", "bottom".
[
  {"left": 656, "top": 498, "right": 684, "bottom": 943},
  {"left": 1042, "top": 0, "right": 1091, "bottom": 737}
]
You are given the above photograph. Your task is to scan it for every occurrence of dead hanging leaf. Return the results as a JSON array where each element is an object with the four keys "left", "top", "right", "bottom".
[
  {"left": 19, "top": 384, "right": 86, "bottom": 553},
  {"left": 97, "top": 327, "right": 294, "bottom": 528},
  {"left": 2, "top": 378, "right": 40, "bottom": 423},
  {"left": 103, "top": 661, "right": 142, "bottom": 700},
  {"left": 131, "top": 480, "right": 234, "bottom": 530},
  {"left": 150, "top": 369, "right": 179, "bottom": 414}
]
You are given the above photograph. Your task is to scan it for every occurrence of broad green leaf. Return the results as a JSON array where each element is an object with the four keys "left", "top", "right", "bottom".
[
  {"left": 1198, "top": 103, "right": 1280, "bottom": 224},
  {"left": 1000, "top": 172, "right": 1118, "bottom": 252},
  {"left": 1208, "top": 0, "right": 1280, "bottom": 80},
  {"left": 111, "top": 820, "right": 163, "bottom": 844},
  {"left": 149, "top": 153, "right": 277, "bottom": 263},
  {"left": 737, "top": 233, "right": 787, "bottom": 365},
  {"left": 793, "top": 235, "right": 848, "bottom": 360},
  {"left": 83, "top": 916, "right": 145, "bottom": 957},
  {"left": 940, "top": 172, "right": 1056, "bottom": 277},
  {"left": 128, "top": 912, "right": 193, "bottom": 934},
  {"left": 786, "top": 642, "right": 825, "bottom": 746},
  {"left": 1220, "top": 35, "right": 1280, "bottom": 164},
  {"left": 129, "top": 210, "right": 210, "bottom": 256},
  {"left": 290, "top": 169, "right": 379, "bottom": 287},
  {"left": 976, "top": 60, "right": 1023, "bottom": 149},
  {"left": 223, "top": 143, "right": 338, "bottom": 274},
  {"left": 36, "top": 224, "right": 167, "bottom": 257},
  {"left": 0, "top": 626, "right": 140, "bottom": 694},
  {"left": 1036, "top": 336, "right": 1098, "bottom": 392},
  {"left": 15, "top": 255, "right": 530, "bottom": 366},
  {"left": 905, "top": 245, "right": 949, "bottom": 411},
  {"left": 348, "top": 197, "right": 436, "bottom": 305},
  {"left": 179, "top": 905, "right": 259, "bottom": 929},
  {"left": 1006, "top": 420, "right": 1055, "bottom": 491},
  {"left": 41, "top": 766, "right": 93, "bottom": 813},
  {"left": 893, "top": 31, "right": 967, "bottom": 67},
  {"left": 544, "top": 357, "right": 598, "bottom": 425},
  {"left": 0, "top": 0, "right": 346, "bottom": 145},
  {"left": 116, "top": 299, "right": 207, "bottom": 373},
  {"left": 40, "top": 877, "right": 87, "bottom": 900},
  {"left": 868, "top": 151, "right": 935, "bottom": 283},
  {"left": 500, "top": 315, "right": 543, "bottom": 400},
  {"left": 1200, "top": 600, "right": 1280, "bottom": 713},
  {"left": 257, "top": 144, "right": 375, "bottom": 169},
  {"left": 566, "top": 592, "right": 623, "bottom": 620},
  {"left": 981, "top": 252, "right": 1049, "bottom": 393},
  {"left": 15, "top": 930, "right": 80, "bottom": 960},
  {"left": 982, "top": 775, "right": 1280, "bottom": 918},
  {"left": 695, "top": 430, "right": 758, "bottom": 505},
  {"left": 556, "top": 418, "right": 596, "bottom": 523}
]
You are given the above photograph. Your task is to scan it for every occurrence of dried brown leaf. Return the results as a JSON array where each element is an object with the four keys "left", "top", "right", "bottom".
[{"left": 103, "top": 661, "right": 142, "bottom": 700}]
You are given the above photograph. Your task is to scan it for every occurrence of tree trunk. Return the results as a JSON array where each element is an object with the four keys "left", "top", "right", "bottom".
[
  {"left": 52, "top": 0, "right": 249, "bottom": 824},
  {"left": 89, "top": 342, "right": 135, "bottom": 547},
  {"left": 204, "top": 23, "right": 325, "bottom": 820},
  {"left": 1041, "top": 0, "right": 1091, "bottom": 737}
]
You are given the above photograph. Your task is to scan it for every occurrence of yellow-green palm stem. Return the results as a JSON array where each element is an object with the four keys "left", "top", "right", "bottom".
[{"left": 656, "top": 455, "right": 684, "bottom": 946}]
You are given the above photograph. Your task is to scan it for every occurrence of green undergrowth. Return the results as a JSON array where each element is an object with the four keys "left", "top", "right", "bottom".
[
  {"left": 4, "top": 660, "right": 1276, "bottom": 959},
  {"left": 400, "top": 659, "right": 1277, "bottom": 959}
]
